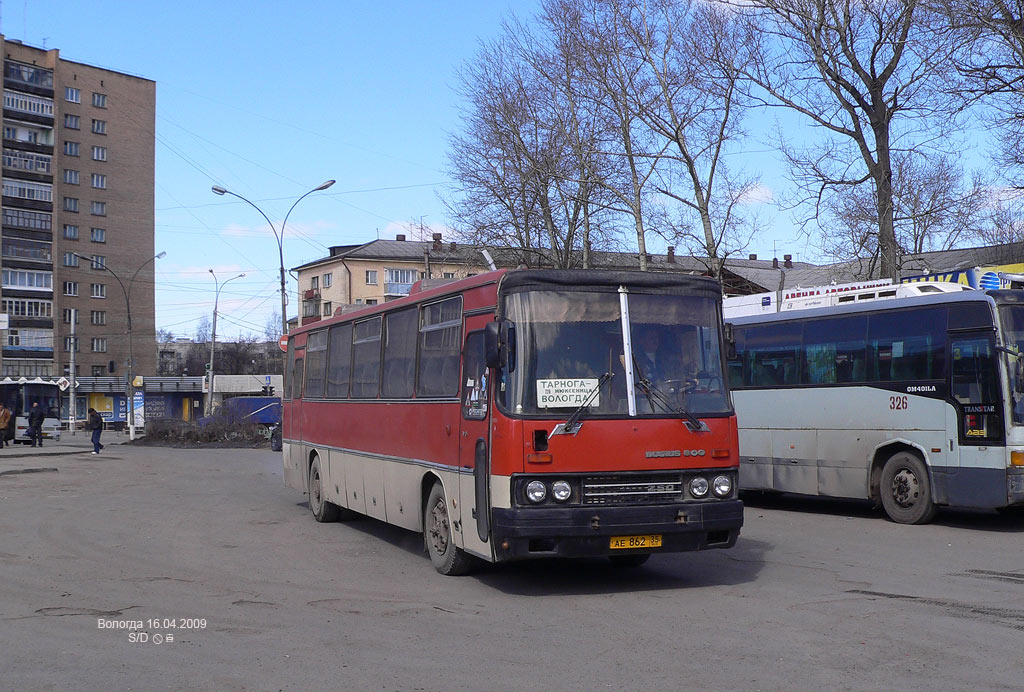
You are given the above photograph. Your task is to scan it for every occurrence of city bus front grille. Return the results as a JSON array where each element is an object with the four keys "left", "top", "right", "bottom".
[{"left": 581, "top": 474, "right": 682, "bottom": 505}]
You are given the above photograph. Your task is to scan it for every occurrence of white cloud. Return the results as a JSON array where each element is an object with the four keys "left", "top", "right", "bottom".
[{"left": 738, "top": 184, "right": 774, "bottom": 205}]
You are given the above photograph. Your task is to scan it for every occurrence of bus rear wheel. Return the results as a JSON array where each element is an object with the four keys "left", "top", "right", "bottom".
[
  {"left": 424, "top": 482, "right": 474, "bottom": 576},
  {"left": 308, "top": 456, "right": 340, "bottom": 523},
  {"left": 880, "top": 452, "right": 937, "bottom": 525}
]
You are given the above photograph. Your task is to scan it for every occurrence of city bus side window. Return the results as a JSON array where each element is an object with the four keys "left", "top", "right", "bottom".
[
  {"left": 326, "top": 323, "right": 353, "bottom": 398},
  {"left": 352, "top": 316, "right": 383, "bottom": 399},
  {"left": 802, "top": 315, "right": 867, "bottom": 385},
  {"left": 304, "top": 331, "right": 328, "bottom": 399},
  {"left": 382, "top": 308, "right": 418, "bottom": 399},
  {"left": 284, "top": 341, "right": 295, "bottom": 401},
  {"left": 417, "top": 297, "right": 463, "bottom": 398},
  {"left": 867, "top": 307, "right": 946, "bottom": 382},
  {"left": 291, "top": 357, "right": 304, "bottom": 400},
  {"left": 745, "top": 322, "right": 802, "bottom": 386}
]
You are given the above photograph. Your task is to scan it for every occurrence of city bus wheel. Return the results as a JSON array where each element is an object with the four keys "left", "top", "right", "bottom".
[
  {"left": 308, "top": 456, "right": 339, "bottom": 523},
  {"left": 880, "top": 452, "right": 937, "bottom": 525},
  {"left": 608, "top": 554, "right": 651, "bottom": 567},
  {"left": 424, "top": 482, "right": 474, "bottom": 576}
]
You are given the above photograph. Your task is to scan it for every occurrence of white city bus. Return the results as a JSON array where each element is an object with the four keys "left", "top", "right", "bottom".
[
  {"left": 723, "top": 279, "right": 968, "bottom": 318},
  {"left": 0, "top": 378, "right": 63, "bottom": 443},
  {"left": 726, "top": 290, "right": 1024, "bottom": 523}
]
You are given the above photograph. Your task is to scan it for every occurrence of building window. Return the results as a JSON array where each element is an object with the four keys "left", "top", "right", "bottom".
[
  {"left": 64, "top": 281, "right": 79, "bottom": 296},
  {"left": 91, "top": 173, "right": 106, "bottom": 189},
  {"left": 442, "top": 272, "right": 456, "bottom": 279},
  {"left": 63, "top": 252, "right": 79, "bottom": 267},
  {"left": 65, "top": 87, "right": 80, "bottom": 103},
  {"left": 64, "top": 169, "right": 79, "bottom": 185},
  {"left": 64, "top": 113, "right": 80, "bottom": 129},
  {"left": 2, "top": 238, "right": 50, "bottom": 261},
  {"left": 3, "top": 148, "right": 51, "bottom": 174},
  {"left": 2, "top": 125, "right": 15, "bottom": 139},
  {"left": 64, "top": 337, "right": 81, "bottom": 352},
  {"left": 64, "top": 197, "right": 79, "bottom": 212},
  {"left": 91, "top": 365, "right": 104, "bottom": 376},
  {"left": 91, "top": 255, "right": 105, "bottom": 270},
  {"left": 92, "top": 92, "right": 107, "bottom": 108},
  {"left": 3, "top": 179, "right": 52, "bottom": 201},
  {"left": 90, "top": 283, "right": 106, "bottom": 298},
  {"left": 3, "top": 298, "right": 52, "bottom": 318},
  {"left": 365, "top": 299, "right": 378, "bottom": 306},
  {"left": 365, "top": 270, "right": 377, "bottom": 285},
  {"left": 90, "top": 227, "right": 105, "bottom": 243},
  {"left": 90, "top": 310, "right": 106, "bottom": 325},
  {"left": 323, "top": 273, "right": 332, "bottom": 288},
  {"left": 91, "top": 338, "right": 107, "bottom": 352},
  {"left": 3, "top": 90, "right": 54, "bottom": 116},
  {"left": 4, "top": 208, "right": 51, "bottom": 230},
  {"left": 63, "top": 224, "right": 79, "bottom": 240},
  {"left": 323, "top": 301, "right": 332, "bottom": 316},
  {"left": 302, "top": 301, "right": 319, "bottom": 318},
  {"left": 64, "top": 141, "right": 79, "bottom": 157},
  {"left": 310, "top": 276, "right": 319, "bottom": 290},
  {"left": 62, "top": 308, "right": 79, "bottom": 324},
  {"left": 91, "top": 119, "right": 106, "bottom": 135},
  {"left": 91, "top": 201, "right": 106, "bottom": 216},
  {"left": 2, "top": 269, "right": 52, "bottom": 290},
  {"left": 91, "top": 146, "right": 106, "bottom": 161}
]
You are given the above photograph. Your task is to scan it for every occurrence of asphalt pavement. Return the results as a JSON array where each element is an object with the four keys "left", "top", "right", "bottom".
[
  {"left": 2, "top": 445, "right": 1023, "bottom": 691},
  {"left": 0, "top": 431, "right": 130, "bottom": 475}
]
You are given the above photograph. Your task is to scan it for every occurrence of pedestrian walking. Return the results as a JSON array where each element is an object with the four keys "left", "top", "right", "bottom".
[
  {"left": 0, "top": 403, "right": 10, "bottom": 448},
  {"left": 88, "top": 408, "right": 105, "bottom": 454},
  {"left": 27, "top": 401, "right": 44, "bottom": 447}
]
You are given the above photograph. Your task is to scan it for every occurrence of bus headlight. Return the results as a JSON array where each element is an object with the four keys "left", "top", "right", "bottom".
[
  {"left": 551, "top": 480, "right": 572, "bottom": 502},
  {"left": 525, "top": 480, "right": 547, "bottom": 504},
  {"left": 713, "top": 475, "right": 733, "bottom": 497},
  {"left": 689, "top": 477, "right": 709, "bottom": 498}
]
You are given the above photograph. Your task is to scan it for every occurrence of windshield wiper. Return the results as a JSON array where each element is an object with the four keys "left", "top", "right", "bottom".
[
  {"left": 632, "top": 356, "right": 707, "bottom": 432},
  {"left": 550, "top": 372, "right": 613, "bottom": 437}
]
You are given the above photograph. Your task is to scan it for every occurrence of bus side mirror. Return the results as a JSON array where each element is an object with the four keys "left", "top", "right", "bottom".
[
  {"left": 724, "top": 322, "right": 737, "bottom": 360},
  {"left": 485, "top": 321, "right": 502, "bottom": 369}
]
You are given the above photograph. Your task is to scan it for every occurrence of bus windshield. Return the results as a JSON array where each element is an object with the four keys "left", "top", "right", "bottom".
[
  {"left": 503, "top": 290, "right": 730, "bottom": 417},
  {"left": 24, "top": 384, "right": 60, "bottom": 417}
]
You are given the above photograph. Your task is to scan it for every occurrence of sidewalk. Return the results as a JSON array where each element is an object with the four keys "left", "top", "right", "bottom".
[{"left": 0, "top": 431, "right": 132, "bottom": 476}]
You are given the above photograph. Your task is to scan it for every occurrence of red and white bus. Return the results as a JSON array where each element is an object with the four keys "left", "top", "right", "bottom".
[{"left": 282, "top": 269, "right": 743, "bottom": 574}]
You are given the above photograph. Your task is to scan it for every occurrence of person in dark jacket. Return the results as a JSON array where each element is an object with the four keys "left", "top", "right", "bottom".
[
  {"left": 27, "top": 402, "right": 44, "bottom": 447},
  {"left": 88, "top": 408, "right": 104, "bottom": 454}
]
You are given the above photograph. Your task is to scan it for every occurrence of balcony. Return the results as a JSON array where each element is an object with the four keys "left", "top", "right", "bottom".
[
  {"left": 303, "top": 288, "right": 320, "bottom": 300},
  {"left": 384, "top": 282, "right": 413, "bottom": 297}
]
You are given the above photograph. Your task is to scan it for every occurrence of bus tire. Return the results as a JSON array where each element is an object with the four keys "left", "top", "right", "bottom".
[
  {"left": 879, "top": 452, "right": 937, "bottom": 525},
  {"left": 424, "top": 482, "right": 474, "bottom": 576},
  {"left": 308, "top": 456, "right": 339, "bottom": 523},
  {"left": 608, "top": 554, "right": 651, "bottom": 567}
]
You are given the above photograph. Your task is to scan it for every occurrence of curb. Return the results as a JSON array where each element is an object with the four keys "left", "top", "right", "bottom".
[{"left": 0, "top": 467, "right": 58, "bottom": 476}]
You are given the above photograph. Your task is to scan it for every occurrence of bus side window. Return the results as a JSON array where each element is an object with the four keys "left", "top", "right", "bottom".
[{"left": 291, "top": 357, "right": 304, "bottom": 400}]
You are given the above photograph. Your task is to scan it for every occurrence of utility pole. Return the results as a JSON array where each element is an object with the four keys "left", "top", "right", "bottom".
[{"left": 69, "top": 309, "right": 77, "bottom": 435}]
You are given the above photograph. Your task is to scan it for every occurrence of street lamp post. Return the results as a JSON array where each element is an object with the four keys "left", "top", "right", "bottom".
[
  {"left": 206, "top": 269, "right": 246, "bottom": 416},
  {"left": 71, "top": 250, "right": 166, "bottom": 441},
  {"left": 211, "top": 180, "right": 335, "bottom": 337}
]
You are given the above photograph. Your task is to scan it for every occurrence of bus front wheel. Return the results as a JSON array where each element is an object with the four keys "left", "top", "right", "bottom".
[
  {"left": 308, "top": 456, "right": 340, "bottom": 523},
  {"left": 880, "top": 452, "right": 937, "bottom": 525},
  {"left": 424, "top": 482, "right": 474, "bottom": 576}
]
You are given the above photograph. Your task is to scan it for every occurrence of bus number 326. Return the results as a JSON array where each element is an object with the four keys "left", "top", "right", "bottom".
[{"left": 889, "top": 395, "right": 908, "bottom": 411}]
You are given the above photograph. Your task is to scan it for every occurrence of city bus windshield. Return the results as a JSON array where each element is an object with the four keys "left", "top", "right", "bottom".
[{"left": 502, "top": 290, "right": 730, "bottom": 417}]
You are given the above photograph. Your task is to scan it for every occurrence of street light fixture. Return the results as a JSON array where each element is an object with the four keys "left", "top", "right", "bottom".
[
  {"left": 211, "top": 180, "right": 335, "bottom": 338},
  {"left": 206, "top": 269, "right": 246, "bottom": 416},
  {"left": 70, "top": 250, "right": 166, "bottom": 441}
]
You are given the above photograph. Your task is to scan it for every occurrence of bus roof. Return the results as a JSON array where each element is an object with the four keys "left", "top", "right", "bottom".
[{"left": 726, "top": 287, "right": 1000, "bottom": 326}]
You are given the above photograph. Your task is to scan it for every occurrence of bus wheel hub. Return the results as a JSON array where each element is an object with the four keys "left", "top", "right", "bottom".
[{"left": 892, "top": 469, "right": 920, "bottom": 507}]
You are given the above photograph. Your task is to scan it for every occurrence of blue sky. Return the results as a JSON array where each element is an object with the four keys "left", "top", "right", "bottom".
[{"left": 9, "top": 1, "right": 532, "bottom": 339}]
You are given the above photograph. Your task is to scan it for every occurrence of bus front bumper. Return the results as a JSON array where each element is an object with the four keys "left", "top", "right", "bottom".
[{"left": 490, "top": 499, "right": 743, "bottom": 561}]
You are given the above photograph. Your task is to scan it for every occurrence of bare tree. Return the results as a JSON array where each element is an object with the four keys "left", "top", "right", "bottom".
[
  {"left": 194, "top": 316, "right": 211, "bottom": 344},
  {"left": 263, "top": 312, "right": 281, "bottom": 343},
  {"left": 611, "top": 0, "right": 761, "bottom": 276},
  {"left": 738, "top": 0, "right": 960, "bottom": 279},
  {"left": 821, "top": 152, "right": 988, "bottom": 272},
  {"left": 445, "top": 20, "right": 610, "bottom": 269}
]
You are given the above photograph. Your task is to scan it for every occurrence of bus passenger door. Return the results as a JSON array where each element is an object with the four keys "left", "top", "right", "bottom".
[{"left": 458, "top": 325, "right": 493, "bottom": 560}]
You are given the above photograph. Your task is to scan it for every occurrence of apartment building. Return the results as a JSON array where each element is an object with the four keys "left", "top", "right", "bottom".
[
  {"left": 1, "top": 38, "right": 155, "bottom": 378},
  {"left": 292, "top": 234, "right": 491, "bottom": 326}
]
